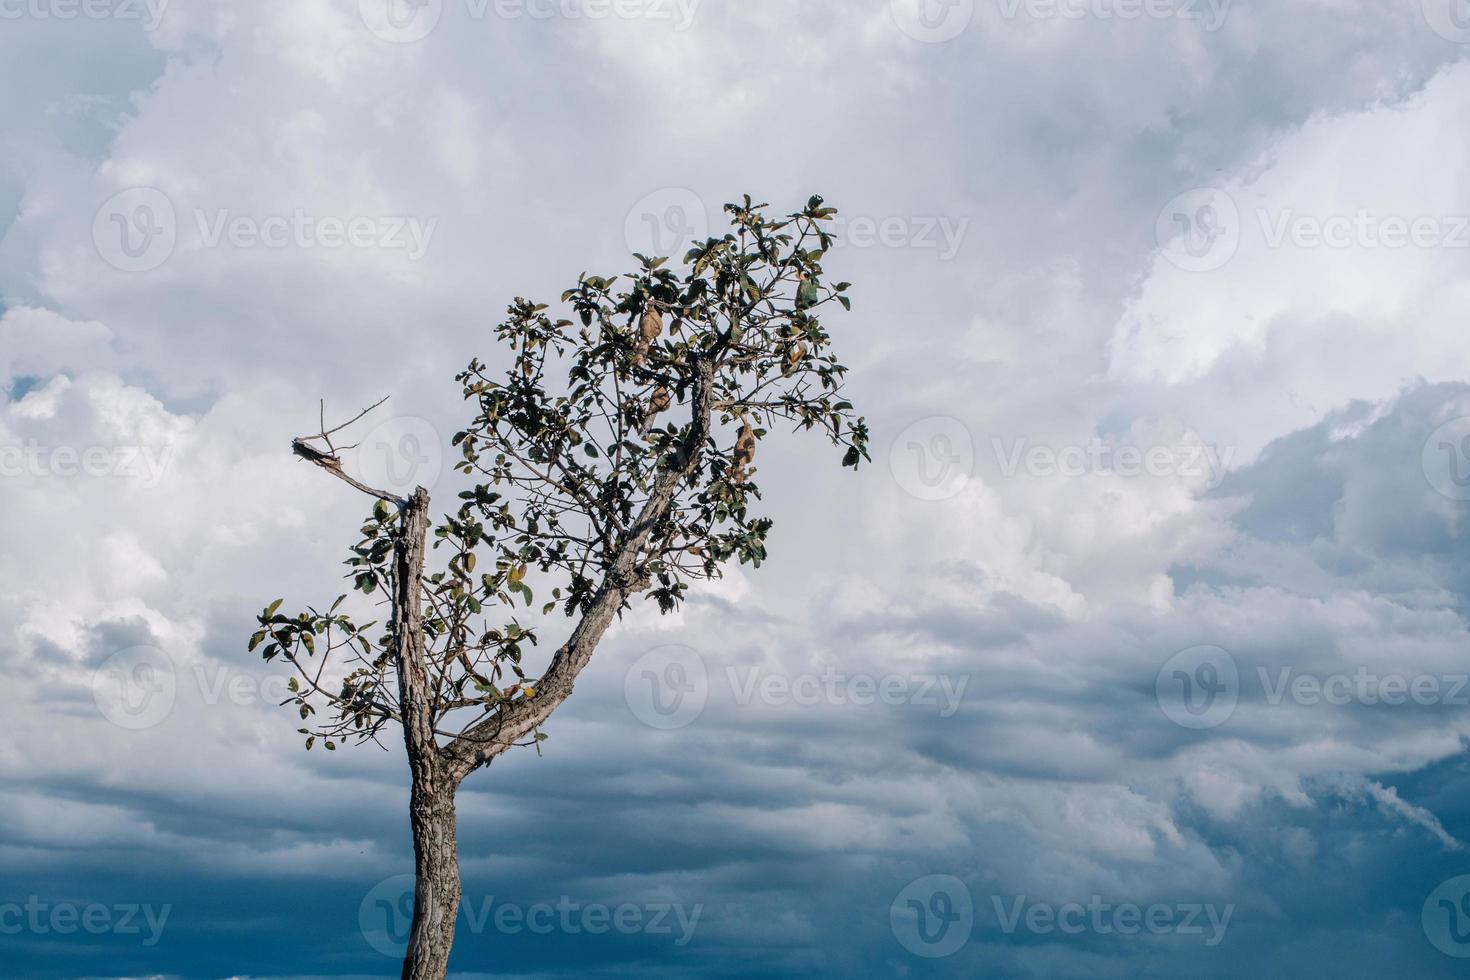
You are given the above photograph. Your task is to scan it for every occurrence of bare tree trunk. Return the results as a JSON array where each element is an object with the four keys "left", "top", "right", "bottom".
[
  {"left": 402, "top": 770, "right": 460, "bottom": 980},
  {"left": 393, "top": 489, "right": 463, "bottom": 980}
]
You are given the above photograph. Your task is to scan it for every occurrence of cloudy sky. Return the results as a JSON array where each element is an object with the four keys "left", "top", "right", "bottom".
[{"left": 7, "top": 0, "right": 1470, "bottom": 976}]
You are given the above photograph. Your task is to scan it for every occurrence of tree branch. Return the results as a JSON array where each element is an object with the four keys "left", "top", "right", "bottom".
[
  {"left": 442, "top": 359, "right": 718, "bottom": 781},
  {"left": 291, "top": 438, "right": 405, "bottom": 505}
]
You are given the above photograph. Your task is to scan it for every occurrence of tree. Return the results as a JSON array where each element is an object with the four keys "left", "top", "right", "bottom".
[{"left": 251, "top": 196, "right": 869, "bottom": 978}]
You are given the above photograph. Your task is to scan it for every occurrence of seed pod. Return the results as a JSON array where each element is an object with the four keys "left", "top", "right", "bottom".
[
  {"left": 635, "top": 306, "right": 663, "bottom": 366},
  {"left": 782, "top": 342, "right": 807, "bottom": 377},
  {"left": 732, "top": 421, "right": 756, "bottom": 480},
  {"left": 638, "top": 384, "right": 673, "bottom": 438},
  {"left": 641, "top": 307, "right": 663, "bottom": 343}
]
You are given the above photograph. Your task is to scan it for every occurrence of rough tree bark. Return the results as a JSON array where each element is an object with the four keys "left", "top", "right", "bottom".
[{"left": 392, "top": 489, "right": 463, "bottom": 979}]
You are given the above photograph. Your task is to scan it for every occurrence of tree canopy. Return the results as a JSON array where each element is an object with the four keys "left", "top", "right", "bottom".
[{"left": 252, "top": 195, "right": 868, "bottom": 779}]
